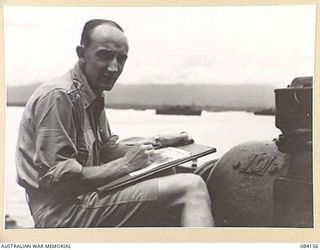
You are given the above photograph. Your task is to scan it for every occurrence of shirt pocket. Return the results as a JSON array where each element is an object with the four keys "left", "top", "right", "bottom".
[{"left": 81, "top": 128, "right": 95, "bottom": 165}]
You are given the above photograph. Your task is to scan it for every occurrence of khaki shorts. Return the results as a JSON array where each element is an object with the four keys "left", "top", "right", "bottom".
[{"left": 31, "top": 177, "right": 170, "bottom": 228}]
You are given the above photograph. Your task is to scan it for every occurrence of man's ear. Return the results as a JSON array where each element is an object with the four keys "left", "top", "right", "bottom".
[{"left": 76, "top": 45, "right": 85, "bottom": 61}]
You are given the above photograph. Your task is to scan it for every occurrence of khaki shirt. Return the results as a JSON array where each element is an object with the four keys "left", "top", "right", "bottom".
[{"left": 16, "top": 61, "right": 114, "bottom": 196}]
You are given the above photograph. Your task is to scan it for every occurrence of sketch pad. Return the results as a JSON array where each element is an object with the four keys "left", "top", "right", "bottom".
[{"left": 97, "top": 144, "right": 216, "bottom": 193}]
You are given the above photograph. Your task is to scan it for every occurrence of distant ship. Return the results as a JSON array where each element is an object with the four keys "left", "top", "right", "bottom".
[
  {"left": 156, "top": 105, "right": 202, "bottom": 116},
  {"left": 253, "top": 108, "right": 275, "bottom": 116}
]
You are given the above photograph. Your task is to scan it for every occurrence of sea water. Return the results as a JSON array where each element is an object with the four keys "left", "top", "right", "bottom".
[{"left": 5, "top": 106, "right": 280, "bottom": 228}]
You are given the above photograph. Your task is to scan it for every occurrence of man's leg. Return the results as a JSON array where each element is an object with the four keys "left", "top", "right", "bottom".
[
  {"left": 77, "top": 172, "right": 214, "bottom": 227},
  {"left": 158, "top": 173, "right": 214, "bottom": 227},
  {"left": 29, "top": 173, "right": 214, "bottom": 227}
]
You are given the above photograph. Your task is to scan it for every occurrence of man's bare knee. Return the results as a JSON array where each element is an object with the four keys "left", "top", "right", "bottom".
[
  {"left": 158, "top": 174, "right": 214, "bottom": 227},
  {"left": 159, "top": 173, "right": 210, "bottom": 205},
  {"left": 182, "top": 174, "right": 210, "bottom": 202}
]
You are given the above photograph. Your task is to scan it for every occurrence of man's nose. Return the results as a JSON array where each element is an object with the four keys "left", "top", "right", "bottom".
[{"left": 107, "top": 57, "right": 118, "bottom": 72}]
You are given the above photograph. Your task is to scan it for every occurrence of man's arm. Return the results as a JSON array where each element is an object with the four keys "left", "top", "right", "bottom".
[
  {"left": 80, "top": 141, "right": 154, "bottom": 188},
  {"left": 99, "top": 132, "right": 194, "bottom": 163},
  {"left": 38, "top": 143, "right": 154, "bottom": 196},
  {"left": 99, "top": 136, "right": 158, "bottom": 163},
  {"left": 99, "top": 140, "right": 130, "bottom": 163}
]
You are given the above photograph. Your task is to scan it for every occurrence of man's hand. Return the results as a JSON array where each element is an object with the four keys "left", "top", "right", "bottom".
[{"left": 122, "top": 140, "right": 155, "bottom": 173}]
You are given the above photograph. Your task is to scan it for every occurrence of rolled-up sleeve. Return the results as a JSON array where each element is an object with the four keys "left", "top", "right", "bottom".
[{"left": 33, "top": 89, "right": 84, "bottom": 194}]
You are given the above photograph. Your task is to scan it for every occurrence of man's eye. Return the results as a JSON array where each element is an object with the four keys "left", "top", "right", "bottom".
[
  {"left": 97, "top": 51, "right": 114, "bottom": 60},
  {"left": 117, "top": 55, "right": 128, "bottom": 64}
]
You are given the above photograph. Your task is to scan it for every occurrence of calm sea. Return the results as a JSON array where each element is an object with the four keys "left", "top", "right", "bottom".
[{"left": 5, "top": 106, "right": 280, "bottom": 228}]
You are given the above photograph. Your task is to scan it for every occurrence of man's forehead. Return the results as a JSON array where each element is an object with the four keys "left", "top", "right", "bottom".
[{"left": 89, "top": 24, "right": 128, "bottom": 49}]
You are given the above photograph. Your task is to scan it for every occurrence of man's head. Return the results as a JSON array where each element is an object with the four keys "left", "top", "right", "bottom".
[{"left": 76, "top": 19, "right": 129, "bottom": 93}]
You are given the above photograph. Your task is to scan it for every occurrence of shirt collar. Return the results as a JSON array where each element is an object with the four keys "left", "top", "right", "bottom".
[{"left": 71, "top": 61, "right": 104, "bottom": 109}]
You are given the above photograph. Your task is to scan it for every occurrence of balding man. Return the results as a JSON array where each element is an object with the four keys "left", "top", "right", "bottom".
[{"left": 16, "top": 19, "right": 214, "bottom": 227}]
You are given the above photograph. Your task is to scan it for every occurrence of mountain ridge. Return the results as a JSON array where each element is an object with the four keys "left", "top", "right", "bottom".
[{"left": 7, "top": 82, "right": 275, "bottom": 111}]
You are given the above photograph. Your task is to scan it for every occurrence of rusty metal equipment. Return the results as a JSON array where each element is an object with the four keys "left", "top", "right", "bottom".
[{"left": 206, "top": 76, "right": 313, "bottom": 227}]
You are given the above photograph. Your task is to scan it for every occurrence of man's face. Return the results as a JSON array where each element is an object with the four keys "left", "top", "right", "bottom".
[{"left": 82, "top": 24, "right": 129, "bottom": 93}]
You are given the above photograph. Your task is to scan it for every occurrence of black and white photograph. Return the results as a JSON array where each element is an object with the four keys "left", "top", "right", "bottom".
[{"left": 2, "top": 4, "right": 318, "bottom": 241}]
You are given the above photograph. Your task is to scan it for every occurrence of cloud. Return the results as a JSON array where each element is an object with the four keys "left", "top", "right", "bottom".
[{"left": 4, "top": 6, "right": 316, "bottom": 87}]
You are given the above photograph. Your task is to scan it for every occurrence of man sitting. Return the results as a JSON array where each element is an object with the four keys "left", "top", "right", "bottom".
[{"left": 16, "top": 19, "right": 214, "bottom": 227}]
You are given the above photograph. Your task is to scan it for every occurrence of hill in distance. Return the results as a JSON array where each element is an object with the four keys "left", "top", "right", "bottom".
[{"left": 7, "top": 82, "right": 275, "bottom": 111}]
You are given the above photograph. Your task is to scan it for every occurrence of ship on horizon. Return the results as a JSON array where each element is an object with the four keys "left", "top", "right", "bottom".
[
  {"left": 253, "top": 108, "right": 275, "bottom": 116},
  {"left": 156, "top": 105, "right": 202, "bottom": 116}
]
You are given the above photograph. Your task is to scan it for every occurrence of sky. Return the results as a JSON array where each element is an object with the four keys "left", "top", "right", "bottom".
[{"left": 3, "top": 5, "right": 316, "bottom": 88}]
